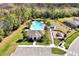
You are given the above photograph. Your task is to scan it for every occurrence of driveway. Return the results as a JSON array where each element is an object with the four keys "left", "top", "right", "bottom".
[
  {"left": 11, "top": 46, "right": 60, "bottom": 56},
  {"left": 67, "top": 36, "right": 79, "bottom": 56},
  {"left": 49, "top": 28, "right": 54, "bottom": 45}
]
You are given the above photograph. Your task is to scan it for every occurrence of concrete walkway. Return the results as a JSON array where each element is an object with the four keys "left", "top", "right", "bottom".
[
  {"left": 18, "top": 45, "right": 67, "bottom": 52},
  {"left": 49, "top": 28, "right": 54, "bottom": 45},
  {"left": 18, "top": 45, "right": 53, "bottom": 47},
  {"left": 33, "top": 41, "right": 36, "bottom": 45}
]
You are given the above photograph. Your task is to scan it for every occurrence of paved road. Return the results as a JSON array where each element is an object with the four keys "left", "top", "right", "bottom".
[
  {"left": 11, "top": 47, "right": 61, "bottom": 56},
  {"left": 67, "top": 36, "right": 79, "bottom": 56}
]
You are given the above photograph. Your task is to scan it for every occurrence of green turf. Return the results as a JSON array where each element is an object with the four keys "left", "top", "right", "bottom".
[
  {"left": 51, "top": 48, "right": 66, "bottom": 55},
  {"left": 36, "top": 30, "right": 51, "bottom": 45},
  {"left": 58, "top": 17, "right": 72, "bottom": 22},
  {"left": 54, "top": 38, "right": 61, "bottom": 46}
]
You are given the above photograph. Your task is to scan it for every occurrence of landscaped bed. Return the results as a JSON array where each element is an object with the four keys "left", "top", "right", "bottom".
[
  {"left": 64, "top": 32, "right": 79, "bottom": 49},
  {"left": 51, "top": 48, "right": 66, "bottom": 55}
]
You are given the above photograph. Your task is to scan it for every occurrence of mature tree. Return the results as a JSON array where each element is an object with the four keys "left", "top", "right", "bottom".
[
  {"left": 3, "top": 14, "right": 20, "bottom": 36},
  {"left": 11, "top": 14, "right": 21, "bottom": 30}
]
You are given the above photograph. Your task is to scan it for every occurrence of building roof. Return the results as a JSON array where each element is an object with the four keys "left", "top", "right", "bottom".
[
  {"left": 64, "top": 20, "right": 79, "bottom": 27},
  {"left": 27, "top": 30, "right": 44, "bottom": 40}
]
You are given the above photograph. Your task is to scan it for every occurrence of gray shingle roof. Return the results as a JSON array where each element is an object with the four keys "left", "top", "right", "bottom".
[
  {"left": 64, "top": 19, "right": 79, "bottom": 28},
  {"left": 27, "top": 30, "right": 44, "bottom": 40}
]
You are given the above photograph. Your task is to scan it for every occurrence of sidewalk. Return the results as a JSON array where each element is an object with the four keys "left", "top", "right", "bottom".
[
  {"left": 33, "top": 41, "right": 36, "bottom": 45},
  {"left": 18, "top": 45, "right": 52, "bottom": 47}
]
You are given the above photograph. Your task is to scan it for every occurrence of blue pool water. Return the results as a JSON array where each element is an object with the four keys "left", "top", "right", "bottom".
[{"left": 30, "top": 21, "right": 44, "bottom": 30}]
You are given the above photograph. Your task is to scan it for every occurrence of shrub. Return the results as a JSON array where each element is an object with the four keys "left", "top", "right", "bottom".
[{"left": 46, "top": 21, "right": 51, "bottom": 26}]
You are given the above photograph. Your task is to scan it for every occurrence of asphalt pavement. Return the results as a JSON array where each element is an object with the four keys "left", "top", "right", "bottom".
[{"left": 11, "top": 47, "right": 61, "bottom": 56}]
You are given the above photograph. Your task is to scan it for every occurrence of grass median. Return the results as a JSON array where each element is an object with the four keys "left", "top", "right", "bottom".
[{"left": 51, "top": 48, "right": 66, "bottom": 55}]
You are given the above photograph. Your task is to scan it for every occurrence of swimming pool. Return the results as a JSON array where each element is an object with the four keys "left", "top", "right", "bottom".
[{"left": 30, "top": 21, "right": 44, "bottom": 30}]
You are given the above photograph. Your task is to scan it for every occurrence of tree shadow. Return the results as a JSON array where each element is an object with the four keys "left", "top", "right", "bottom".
[{"left": 16, "top": 39, "right": 23, "bottom": 43}]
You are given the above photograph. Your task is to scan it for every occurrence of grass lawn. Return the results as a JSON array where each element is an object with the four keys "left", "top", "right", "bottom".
[
  {"left": 54, "top": 38, "right": 61, "bottom": 46},
  {"left": 16, "top": 32, "right": 33, "bottom": 45},
  {"left": 0, "top": 20, "right": 31, "bottom": 56},
  {"left": 36, "top": 39, "right": 50, "bottom": 45},
  {"left": 58, "top": 17, "right": 72, "bottom": 22},
  {"left": 64, "top": 32, "right": 79, "bottom": 49},
  {"left": 45, "top": 18, "right": 57, "bottom": 24},
  {"left": 58, "top": 17, "right": 79, "bottom": 22},
  {"left": 51, "top": 48, "right": 66, "bottom": 55},
  {"left": 17, "top": 41, "right": 32, "bottom": 45},
  {"left": 36, "top": 30, "right": 51, "bottom": 45}
]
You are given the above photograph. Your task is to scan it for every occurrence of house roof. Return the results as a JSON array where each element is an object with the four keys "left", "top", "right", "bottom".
[
  {"left": 64, "top": 20, "right": 79, "bottom": 27},
  {"left": 27, "top": 30, "right": 44, "bottom": 40}
]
